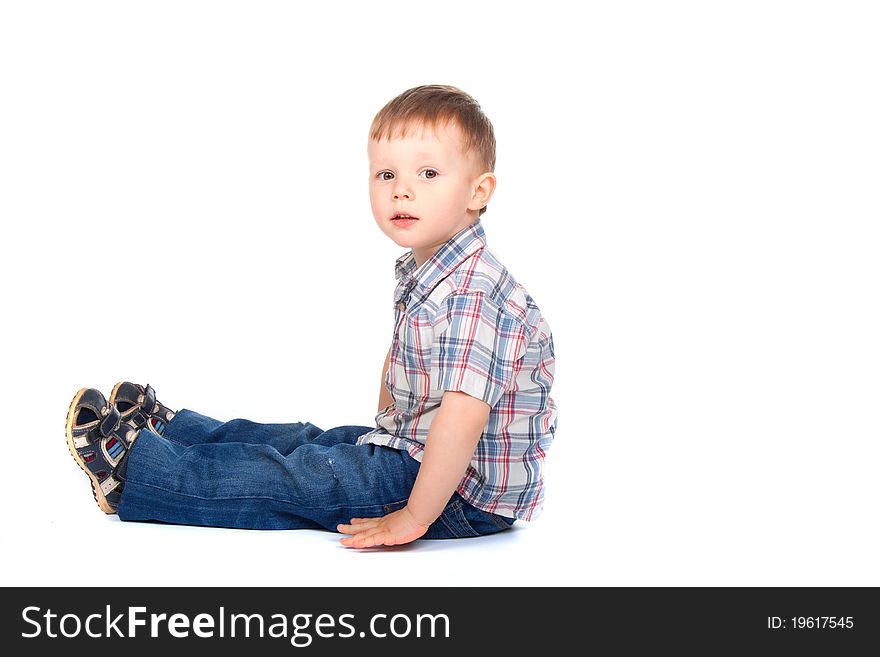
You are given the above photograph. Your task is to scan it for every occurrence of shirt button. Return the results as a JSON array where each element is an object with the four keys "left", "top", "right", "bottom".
[{"left": 397, "top": 301, "right": 406, "bottom": 311}]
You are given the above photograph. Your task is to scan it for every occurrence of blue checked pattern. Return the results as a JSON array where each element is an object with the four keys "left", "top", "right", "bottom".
[{"left": 356, "top": 218, "right": 558, "bottom": 521}]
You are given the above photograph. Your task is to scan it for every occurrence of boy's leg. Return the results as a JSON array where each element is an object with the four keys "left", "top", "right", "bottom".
[
  {"left": 117, "top": 423, "right": 516, "bottom": 538},
  {"left": 107, "top": 380, "right": 332, "bottom": 454},
  {"left": 116, "top": 424, "right": 420, "bottom": 531},
  {"left": 69, "top": 388, "right": 514, "bottom": 538},
  {"left": 161, "top": 408, "right": 332, "bottom": 456}
]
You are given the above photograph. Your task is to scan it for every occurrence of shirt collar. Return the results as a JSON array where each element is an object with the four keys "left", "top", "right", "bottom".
[{"left": 394, "top": 217, "right": 487, "bottom": 300}]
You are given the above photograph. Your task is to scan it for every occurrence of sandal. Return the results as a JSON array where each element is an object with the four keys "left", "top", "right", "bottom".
[
  {"left": 109, "top": 382, "right": 175, "bottom": 435},
  {"left": 65, "top": 388, "right": 138, "bottom": 513}
]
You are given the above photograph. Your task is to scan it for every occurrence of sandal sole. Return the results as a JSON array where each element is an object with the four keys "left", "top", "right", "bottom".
[{"left": 65, "top": 387, "right": 117, "bottom": 515}]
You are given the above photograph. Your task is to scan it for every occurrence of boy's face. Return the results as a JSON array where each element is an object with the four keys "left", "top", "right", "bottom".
[{"left": 368, "top": 121, "right": 495, "bottom": 268}]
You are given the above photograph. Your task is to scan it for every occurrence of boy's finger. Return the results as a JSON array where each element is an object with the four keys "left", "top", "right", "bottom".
[
  {"left": 340, "top": 529, "right": 381, "bottom": 546},
  {"left": 340, "top": 534, "right": 367, "bottom": 548},
  {"left": 350, "top": 527, "right": 388, "bottom": 548},
  {"left": 338, "top": 518, "right": 374, "bottom": 530},
  {"left": 355, "top": 532, "right": 385, "bottom": 548},
  {"left": 337, "top": 518, "right": 383, "bottom": 535}
]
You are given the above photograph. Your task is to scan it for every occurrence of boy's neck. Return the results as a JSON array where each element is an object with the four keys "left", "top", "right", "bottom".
[{"left": 411, "top": 217, "right": 480, "bottom": 268}]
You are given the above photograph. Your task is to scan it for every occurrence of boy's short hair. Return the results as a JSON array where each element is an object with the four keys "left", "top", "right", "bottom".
[{"left": 369, "top": 84, "right": 496, "bottom": 217}]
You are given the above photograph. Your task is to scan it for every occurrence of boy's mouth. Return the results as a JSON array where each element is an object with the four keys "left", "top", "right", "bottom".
[{"left": 391, "top": 212, "right": 419, "bottom": 221}]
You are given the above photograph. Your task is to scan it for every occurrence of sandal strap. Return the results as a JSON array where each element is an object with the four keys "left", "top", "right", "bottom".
[
  {"left": 140, "top": 384, "right": 157, "bottom": 414},
  {"left": 99, "top": 405, "right": 121, "bottom": 437}
]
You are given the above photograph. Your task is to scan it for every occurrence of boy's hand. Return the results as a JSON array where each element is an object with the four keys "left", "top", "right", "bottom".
[{"left": 337, "top": 506, "right": 430, "bottom": 548}]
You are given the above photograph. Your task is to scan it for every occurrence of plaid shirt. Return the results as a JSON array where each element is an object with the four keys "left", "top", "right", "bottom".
[{"left": 356, "top": 218, "right": 557, "bottom": 520}]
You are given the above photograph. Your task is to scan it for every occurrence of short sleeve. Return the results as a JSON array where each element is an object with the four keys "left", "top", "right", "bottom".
[{"left": 430, "top": 292, "right": 529, "bottom": 408}]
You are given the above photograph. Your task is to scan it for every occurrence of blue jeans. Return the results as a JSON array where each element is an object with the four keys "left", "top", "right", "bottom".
[{"left": 116, "top": 409, "right": 516, "bottom": 540}]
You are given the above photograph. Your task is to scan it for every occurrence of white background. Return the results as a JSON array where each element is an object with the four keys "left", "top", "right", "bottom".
[{"left": 1, "top": 1, "right": 877, "bottom": 586}]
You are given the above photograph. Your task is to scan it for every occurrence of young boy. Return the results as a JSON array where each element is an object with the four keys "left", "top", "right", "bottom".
[{"left": 65, "top": 84, "right": 558, "bottom": 548}]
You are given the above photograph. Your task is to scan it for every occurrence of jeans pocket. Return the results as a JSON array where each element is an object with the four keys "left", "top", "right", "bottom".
[
  {"left": 436, "top": 498, "right": 481, "bottom": 538},
  {"left": 431, "top": 494, "right": 514, "bottom": 539},
  {"left": 486, "top": 512, "right": 516, "bottom": 530}
]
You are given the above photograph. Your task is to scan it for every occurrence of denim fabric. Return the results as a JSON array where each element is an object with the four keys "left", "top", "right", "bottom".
[{"left": 116, "top": 409, "right": 515, "bottom": 540}]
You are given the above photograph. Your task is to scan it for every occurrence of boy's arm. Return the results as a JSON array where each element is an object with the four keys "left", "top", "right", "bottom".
[
  {"left": 338, "top": 390, "right": 490, "bottom": 548},
  {"left": 405, "top": 391, "right": 490, "bottom": 525},
  {"left": 377, "top": 346, "right": 393, "bottom": 413}
]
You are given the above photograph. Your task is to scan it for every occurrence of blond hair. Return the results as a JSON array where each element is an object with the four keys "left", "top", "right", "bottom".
[{"left": 369, "top": 84, "right": 496, "bottom": 217}]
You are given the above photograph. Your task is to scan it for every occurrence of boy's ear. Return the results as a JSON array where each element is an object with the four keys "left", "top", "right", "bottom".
[{"left": 469, "top": 172, "right": 497, "bottom": 212}]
